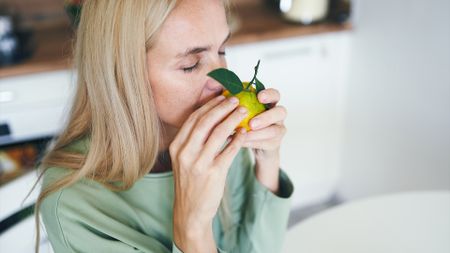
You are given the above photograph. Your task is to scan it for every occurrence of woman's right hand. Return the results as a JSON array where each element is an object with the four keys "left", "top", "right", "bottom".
[{"left": 169, "top": 95, "right": 248, "bottom": 252}]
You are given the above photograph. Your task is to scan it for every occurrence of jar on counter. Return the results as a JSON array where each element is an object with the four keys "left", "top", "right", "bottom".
[
  {"left": 0, "top": 15, "right": 19, "bottom": 66},
  {"left": 279, "top": 0, "right": 329, "bottom": 24}
]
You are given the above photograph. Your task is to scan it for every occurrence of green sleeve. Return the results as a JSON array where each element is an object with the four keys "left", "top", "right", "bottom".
[
  {"left": 215, "top": 148, "right": 294, "bottom": 253},
  {"left": 41, "top": 179, "right": 184, "bottom": 253}
]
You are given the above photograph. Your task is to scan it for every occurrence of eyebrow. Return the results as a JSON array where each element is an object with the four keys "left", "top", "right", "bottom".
[{"left": 177, "top": 31, "right": 231, "bottom": 58}]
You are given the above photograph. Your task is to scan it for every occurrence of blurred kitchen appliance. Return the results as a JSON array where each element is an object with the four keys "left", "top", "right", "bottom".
[
  {"left": 328, "top": 0, "right": 351, "bottom": 23},
  {"left": 0, "top": 4, "right": 34, "bottom": 67},
  {"left": 278, "top": 0, "right": 329, "bottom": 24}
]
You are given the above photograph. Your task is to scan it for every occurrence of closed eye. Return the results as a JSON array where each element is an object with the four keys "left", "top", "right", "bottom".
[
  {"left": 183, "top": 62, "right": 199, "bottom": 73},
  {"left": 182, "top": 50, "right": 225, "bottom": 73}
]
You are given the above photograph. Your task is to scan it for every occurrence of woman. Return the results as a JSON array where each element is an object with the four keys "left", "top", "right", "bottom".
[{"left": 36, "top": 0, "right": 293, "bottom": 252}]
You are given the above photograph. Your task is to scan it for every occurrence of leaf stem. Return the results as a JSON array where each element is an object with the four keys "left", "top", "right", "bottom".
[{"left": 247, "top": 59, "right": 261, "bottom": 91}]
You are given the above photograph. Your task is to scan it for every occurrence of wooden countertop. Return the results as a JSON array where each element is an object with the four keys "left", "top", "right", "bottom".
[
  {"left": 228, "top": 2, "right": 351, "bottom": 45},
  {"left": 0, "top": 3, "right": 351, "bottom": 79},
  {"left": 0, "top": 27, "right": 74, "bottom": 78}
]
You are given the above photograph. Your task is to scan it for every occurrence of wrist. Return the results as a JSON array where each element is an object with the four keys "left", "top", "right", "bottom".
[
  {"left": 254, "top": 148, "right": 280, "bottom": 172},
  {"left": 254, "top": 154, "right": 280, "bottom": 194},
  {"left": 253, "top": 147, "right": 280, "bottom": 162},
  {"left": 173, "top": 219, "right": 216, "bottom": 253}
]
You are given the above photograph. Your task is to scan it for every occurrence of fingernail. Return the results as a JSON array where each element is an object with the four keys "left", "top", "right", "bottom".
[
  {"left": 229, "top": 97, "right": 239, "bottom": 104},
  {"left": 217, "top": 95, "right": 225, "bottom": 101},
  {"left": 251, "top": 119, "right": 259, "bottom": 128},
  {"left": 238, "top": 106, "right": 247, "bottom": 114},
  {"left": 259, "top": 93, "right": 266, "bottom": 102}
]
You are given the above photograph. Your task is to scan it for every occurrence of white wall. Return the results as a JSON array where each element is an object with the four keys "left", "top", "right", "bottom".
[{"left": 338, "top": 0, "right": 450, "bottom": 200}]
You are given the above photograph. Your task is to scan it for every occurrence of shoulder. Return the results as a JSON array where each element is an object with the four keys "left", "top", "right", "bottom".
[
  {"left": 40, "top": 167, "right": 139, "bottom": 251},
  {"left": 40, "top": 164, "right": 134, "bottom": 234},
  {"left": 40, "top": 167, "right": 112, "bottom": 224},
  {"left": 41, "top": 167, "right": 127, "bottom": 217},
  {"left": 39, "top": 167, "right": 92, "bottom": 252}
]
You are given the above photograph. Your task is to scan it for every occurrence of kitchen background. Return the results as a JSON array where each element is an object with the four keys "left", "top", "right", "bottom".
[{"left": 0, "top": 0, "right": 449, "bottom": 252}]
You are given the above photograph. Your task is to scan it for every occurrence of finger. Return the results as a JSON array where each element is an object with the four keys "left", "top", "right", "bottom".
[
  {"left": 214, "top": 128, "right": 247, "bottom": 171},
  {"left": 249, "top": 105, "right": 287, "bottom": 130},
  {"left": 244, "top": 124, "right": 286, "bottom": 142},
  {"left": 170, "top": 95, "right": 226, "bottom": 152},
  {"left": 199, "top": 105, "right": 249, "bottom": 161},
  {"left": 185, "top": 97, "right": 243, "bottom": 153},
  {"left": 258, "top": 88, "right": 280, "bottom": 104}
]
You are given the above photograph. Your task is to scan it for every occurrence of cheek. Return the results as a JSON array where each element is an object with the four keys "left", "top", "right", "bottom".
[{"left": 150, "top": 74, "right": 203, "bottom": 128}]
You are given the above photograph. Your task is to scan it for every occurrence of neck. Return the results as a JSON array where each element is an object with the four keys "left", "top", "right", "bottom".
[
  {"left": 158, "top": 122, "right": 178, "bottom": 152},
  {"left": 151, "top": 149, "right": 172, "bottom": 173},
  {"left": 151, "top": 122, "right": 178, "bottom": 173}
]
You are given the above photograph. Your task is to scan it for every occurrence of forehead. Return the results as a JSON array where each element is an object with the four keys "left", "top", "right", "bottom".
[{"left": 152, "top": 0, "right": 229, "bottom": 55}]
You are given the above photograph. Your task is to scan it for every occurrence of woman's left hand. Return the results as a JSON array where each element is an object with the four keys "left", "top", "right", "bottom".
[{"left": 243, "top": 88, "right": 287, "bottom": 159}]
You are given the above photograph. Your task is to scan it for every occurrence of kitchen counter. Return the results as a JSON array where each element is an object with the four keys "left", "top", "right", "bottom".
[
  {"left": 0, "top": 2, "right": 351, "bottom": 78},
  {"left": 228, "top": 2, "right": 351, "bottom": 45},
  {"left": 0, "top": 27, "right": 73, "bottom": 78}
]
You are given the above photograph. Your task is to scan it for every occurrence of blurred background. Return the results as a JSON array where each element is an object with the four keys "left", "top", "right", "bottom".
[{"left": 0, "top": 0, "right": 449, "bottom": 252}]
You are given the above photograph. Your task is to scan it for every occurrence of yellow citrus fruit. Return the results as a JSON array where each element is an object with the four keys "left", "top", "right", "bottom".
[{"left": 222, "top": 82, "right": 266, "bottom": 131}]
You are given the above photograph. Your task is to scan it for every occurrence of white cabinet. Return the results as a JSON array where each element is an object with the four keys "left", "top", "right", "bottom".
[
  {"left": 0, "top": 71, "right": 72, "bottom": 253},
  {"left": 0, "top": 172, "right": 53, "bottom": 253},
  {"left": 0, "top": 70, "right": 75, "bottom": 144},
  {"left": 227, "top": 32, "right": 351, "bottom": 209}
]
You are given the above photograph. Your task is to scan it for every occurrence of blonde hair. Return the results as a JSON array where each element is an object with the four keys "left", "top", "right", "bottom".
[{"left": 32, "top": 1, "right": 234, "bottom": 252}]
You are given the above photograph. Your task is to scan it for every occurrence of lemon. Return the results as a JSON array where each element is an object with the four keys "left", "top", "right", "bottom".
[
  {"left": 222, "top": 82, "right": 266, "bottom": 131},
  {"left": 206, "top": 61, "right": 268, "bottom": 131}
]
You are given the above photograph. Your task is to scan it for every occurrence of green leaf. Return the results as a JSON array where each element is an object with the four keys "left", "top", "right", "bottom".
[
  {"left": 207, "top": 68, "right": 243, "bottom": 94},
  {"left": 255, "top": 77, "right": 266, "bottom": 93}
]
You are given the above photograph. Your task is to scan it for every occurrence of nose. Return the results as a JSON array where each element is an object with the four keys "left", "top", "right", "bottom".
[
  {"left": 205, "top": 78, "right": 224, "bottom": 95},
  {"left": 204, "top": 55, "right": 227, "bottom": 94}
]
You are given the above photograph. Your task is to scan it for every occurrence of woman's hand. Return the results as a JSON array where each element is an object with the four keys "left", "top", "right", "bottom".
[
  {"left": 169, "top": 95, "right": 248, "bottom": 253},
  {"left": 245, "top": 88, "right": 287, "bottom": 156},
  {"left": 244, "top": 88, "right": 287, "bottom": 193}
]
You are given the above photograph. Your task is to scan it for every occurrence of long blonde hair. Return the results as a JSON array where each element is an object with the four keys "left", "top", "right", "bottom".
[{"left": 33, "top": 1, "right": 234, "bottom": 252}]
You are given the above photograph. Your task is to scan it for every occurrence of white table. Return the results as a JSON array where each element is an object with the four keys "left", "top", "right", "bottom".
[{"left": 282, "top": 191, "right": 450, "bottom": 253}]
